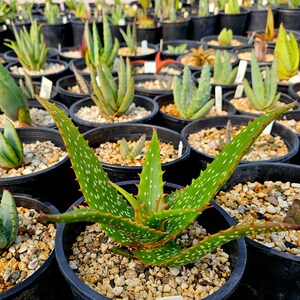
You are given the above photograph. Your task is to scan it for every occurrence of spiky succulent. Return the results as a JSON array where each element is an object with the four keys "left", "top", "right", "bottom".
[
  {"left": 181, "top": 45, "right": 215, "bottom": 67},
  {"left": 84, "top": 14, "right": 119, "bottom": 70},
  {"left": 224, "top": 0, "right": 240, "bottom": 14},
  {"left": 198, "top": 0, "right": 209, "bottom": 17},
  {"left": 288, "top": 0, "right": 300, "bottom": 9},
  {"left": 0, "top": 64, "right": 31, "bottom": 126},
  {"left": 0, "top": 1, "right": 9, "bottom": 22},
  {"left": 44, "top": 3, "right": 61, "bottom": 25},
  {"left": 37, "top": 94, "right": 299, "bottom": 267},
  {"left": 108, "top": 2, "right": 126, "bottom": 25},
  {"left": 0, "top": 120, "right": 23, "bottom": 169},
  {"left": 18, "top": 72, "right": 35, "bottom": 99},
  {"left": 173, "top": 63, "right": 213, "bottom": 120},
  {"left": 243, "top": 51, "right": 280, "bottom": 111},
  {"left": 274, "top": 23, "right": 299, "bottom": 81},
  {"left": 89, "top": 57, "right": 134, "bottom": 120},
  {"left": 71, "top": 62, "right": 91, "bottom": 95},
  {"left": 120, "top": 23, "right": 137, "bottom": 56},
  {"left": 166, "top": 44, "right": 187, "bottom": 55},
  {"left": 0, "top": 190, "right": 19, "bottom": 252},
  {"left": 218, "top": 28, "right": 233, "bottom": 46},
  {"left": 4, "top": 20, "right": 48, "bottom": 71},
  {"left": 213, "top": 50, "right": 238, "bottom": 85},
  {"left": 254, "top": 6, "right": 275, "bottom": 42},
  {"left": 119, "top": 134, "right": 146, "bottom": 161}
]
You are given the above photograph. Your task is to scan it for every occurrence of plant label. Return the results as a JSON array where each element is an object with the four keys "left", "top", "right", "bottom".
[
  {"left": 141, "top": 40, "right": 148, "bottom": 55},
  {"left": 160, "top": 297, "right": 183, "bottom": 300},
  {"left": 40, "top": 77, "right": 53, "bottom": 100},
  {"left": 62, "top": 15, "right": 67, "bottom": 24},
  {"left": 234, "top": 60, "right": 247, "bottom": 84},
  {"left": 248, "top": 31, "right": 256, "bottom": 44},
  {"left": 118, "top": 19, "right": 125, "bottom": 26},
  {"left": 178, "top": 141, "right": 183, "bottom": 158},
  {"left": 209, "top": 3, "right": 215, "bottom": 13},
  {"left": 215, "top": 86, "right": 222, "bottom": 113},
  {"left": 263, "top": 121, "right": 274, "bottom": 135},
  {"left": 144, "top": 61, "right": 156, "bottom": 73},
  {"left": 234, "top": 84, "right": 244, "bottom": 98},
  {"left": 58, "top": 43, "right": 61, "bottom": 53}
]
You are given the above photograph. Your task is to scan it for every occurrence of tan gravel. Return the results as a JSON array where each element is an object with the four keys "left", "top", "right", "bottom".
[{"left": 9, "top": 63, "right": 66, "bottom": 76}]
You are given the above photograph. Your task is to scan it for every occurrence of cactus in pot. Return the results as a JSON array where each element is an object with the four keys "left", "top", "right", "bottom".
[
  {"left": 36, "top": 94, "right": 299, "bottom": 268},
  {"left": 243, "top": 51, "right": 280, "bottom": 111},
  {"left": 0, "top": 190, "right": 18, "bottom": 252},
  {"left": 89, "top": 57, "right": 134, "bottom": 121},
  {"left": 173, "top": 62, "right": 214, "bottom": 120},
  {"left": 274, "top": 23, "right": 299, "bottom": 81},
  {"left": 213, "top": 50, "right": 238, "bottom": 85},
  {"left": 218, "top": 28, "right": 233, "bottom": 46}
]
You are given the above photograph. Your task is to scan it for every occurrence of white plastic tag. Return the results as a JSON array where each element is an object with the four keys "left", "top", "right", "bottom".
[
  {"left": 209, "top": 3, "right": 215, "bottom": 13},
  {"left": 215, "top": 86, "right": 222, "bottom": 113},
  {"left": 58, "top": 43, "right": 61, "bottom": 53},
  {"left": 263, "top": 121, "right": 274, "bottom": 135},
  {"left": 118, "top": 19, "right": 125, "bottom": 26},
  {"left": 141, "top": 40, "right": 148, "bottom": 55},
  {"left": 144, "top": 61, "right": 156, "bottom": 73},
  {"left": 62, "top": 16, "right": 67, "bottom": 24},
  {"left": 39, "top": 77, "right": 53, "bottom": 100},
  {"left": 248, "top": 31, "right": 256, "bottom": 44},
  {"left": 178, "top": 141, "right": 183, "bottom": 158},
  {"left": 234, "top": 84, "right": 244, "bottom": 98},
  {"left": 60, "top": 3, "right": 65, "bottom": 12},
  {"left": 234, "top": 60, "right": 248, "bottom": 84}
]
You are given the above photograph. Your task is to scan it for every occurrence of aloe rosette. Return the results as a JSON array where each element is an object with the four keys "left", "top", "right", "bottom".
[{"left": 36, "top": 94, "right": 300, "bottom": 267}]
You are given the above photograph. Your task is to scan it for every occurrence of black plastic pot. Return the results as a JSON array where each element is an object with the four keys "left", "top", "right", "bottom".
[
  {"left": 133, "top": 73, "right": 175, "bottom": 99},
  {"left": 56, "top": 74, "right": 90, "bottom": 107},
  {"left": 136, "top": 25, "right": 162, "bottom": 44},
  {"left": 55, "top": 183, "right": 247, "bottom": 299},
  {"left": 189, "top": 14, "right": 219, "bottom": 40},
  {"left": 161, "top": 18, "right": 190, "bottom": 41},
  {"left": 222, "top": 163, "right": 300, "bottom": 299},
  {"left": 288, "top": 82, "right": 300, "bottom": 101},
  {"left": 0, "top": 128, "right": 80, "bottom": 212},
  {"left": 154, "top": 93, "right": 237, "bottom": 133},
  {"left": 3, "top": 47, "right": 59, "bottom": 63},
  {"left": 160, "top": 39, "right": 206, "bottom": 60},
  {"left": 218, "top": 9, "right": 250, "bottom": 35},
  {"left": 58, "top": 46, "right": 82, "bottom": 63},
  {"left": 178, "top": 50, "right": 239, "bottom": 73},
  {"left": 83, "top": 123, "right": 190, "bottom": 184},
  {"left": 222, "top": 91, "right": 299, "bottom": 116},
  {"left": 6, "top": 19, "right": 31, "bottom": 37},
  {"left": 6, "top": 59, "right": 69, "bottom": 84},
  {"left": 0, "top": 194, "right": 73, "bottom": 300},
  {"left": 118, "top": 42, "right": 158, "bottom": 61},
  {"left": 275, "top": 8, "right": 300, "bottom": 31},
  {"left": 181, "top": 115, "right": 299, "bottom": 171},
  {"left": 109, "top": 23, "right": 126, "bottom": 43},
  {"left": 0, "top": 26, "right": 12, "bottom": 53},
  {"left": 69, "top": 95, "right": 159, "bottom": 133},
  {"left": 201, "top": 35, "right": 250, "bottom": 50},
  {"left": 40, "top": 21, "right": 73, "bottom": 48},
  {"left": 234, "top": 44, "right": 275, "bottom": 67}
]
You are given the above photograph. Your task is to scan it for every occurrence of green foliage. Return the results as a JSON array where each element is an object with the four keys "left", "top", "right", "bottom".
[
  {"left": 120, "top": 23, "right": 137, "bottom": 56},
  {"left": 274, "top": 23, "right": 299, "bottom": 81},
  {"left": 75, "top": 1, "right": 88, "bottom": 20},
  {"left": 18, "top": 1, "right": 33, "bottom": 19},
  {"left": 173, "top": 63, "right": 213, "bottom": 120},
  {"left": 218, "top": 28, "right": 233, "bottom": 46},
  {"left": 166, "top": 44, "right": 187, "bottom": 54},
  {"left": 244, "top": 51, "right": 280, "bottom": 111},
  {"left": 198, "top": 0, "right": 209, "bottom": 16},
  {"left": 224, "top": 0, "right": 240, "bottom": 14},
  {"left": 65, "top": 0, "right": 77, "bottom": 11},
  {"left": 71, "top": 62, "right": 91, "bottom": 94},
  {"left": 108, "top": 2, "right": 126, "bottom": 25},
  {"left": 90, "top": 57, "right": 134, "bottom": 120},
  {"left": 0, "top": 1, "right": 9, "bottom": 22},
  {"left": 37, "top": 94, "right": 299, "bottom": 267},
  {"left": 288, "top": 0, "right": 300, "bottom": 9},
  {"left": 18, "top": 72, "right": 34, "bottom": 99},
  {"left": 119, "top": 134, "right": 146, "bottom": 161},
  {"left": 0, "top": 120, "right": 23, "bottom": 169},
  {"left": 44, "top": 3, "right": 61, "bottom": 25},
  {"left": 0, "top": 191, "right": 19, "bottom": 251},
  {"left": 84, "top": 14, "right": 119, "bottom": 70},
  {"left": 213, "top": 50, "right": 238, "bottom": 84},
  {"left": 4, "top": 20, "right": 48, "bottom": 72},
  {"left": 0, "top": 64, "right": 30, "bottom": 125}
]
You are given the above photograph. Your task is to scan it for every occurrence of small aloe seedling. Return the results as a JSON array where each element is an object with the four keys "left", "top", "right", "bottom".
[
  {"left": 243, "top": 51, "right": 280, "bottom": 111},
  {"left": 70, "top": 62, "right": 91, "bottom": 95},
  {"left": 119, "top": 134, "right": 146, "bottom": 161},
  {"left": 218, "top": 28, "right": 233, "bottom": 46},
  {"left": 224, "top": 0, "right": 240, "bottom": 14},
  {"left": 120, "top": 23, "right": 137, "bottom": 56},
  {"left": 0, "top": 190, "right": 19, "bottom": 252},
  {"left": 198, "top": 0, "right": 209, "bottom": 17},
  {"left": 213, "top": 50, "right": 238, "bottom": 85},
  {"left": 19, "top": 72, "right": 35, "bottom": 99},
  {"left": 4, "top": 20, "right": 48, "bottom": 72},
  {"left": 254, "top": 6, "right": 275, "bottom": 42},
  {"left": 288, "top": 0, "right": 300, "bottom": 9},
  {"left": 44, "top": 3, "right": 61, "bottom": 25},
  {"left": 173, "top": 62, "right": 214, "bottom": 120},
  {"left": 108, "top": 1, "right": 126, "bottom": 25},
  {"left": 37, "top": 94, "right": 299, "bottom": 267},
  {"left": 166, "top": 44, "right": 187, "bottom": 55},
  {"left": 83, "top": 14, "right": 119, "bottom": 70},
  {"left": 274, "top": 23, "right": 299, "bottom": 81},
  {"left": 90, "top": 57, "right": 134, "bottom": 120},
  {"left": 0, "top": 120, "right": 23, "bottom": 169},
  {"left": 0, "top": 64, "right": 31, "bottom": 126}
]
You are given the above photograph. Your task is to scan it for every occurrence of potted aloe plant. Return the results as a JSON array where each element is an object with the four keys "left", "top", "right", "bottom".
[
  {"left": 35, "top": 94, "right": 300, "bottom": 299},
  {"left": 4, "top": 20, "right": 68, "bottom": 83}
]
